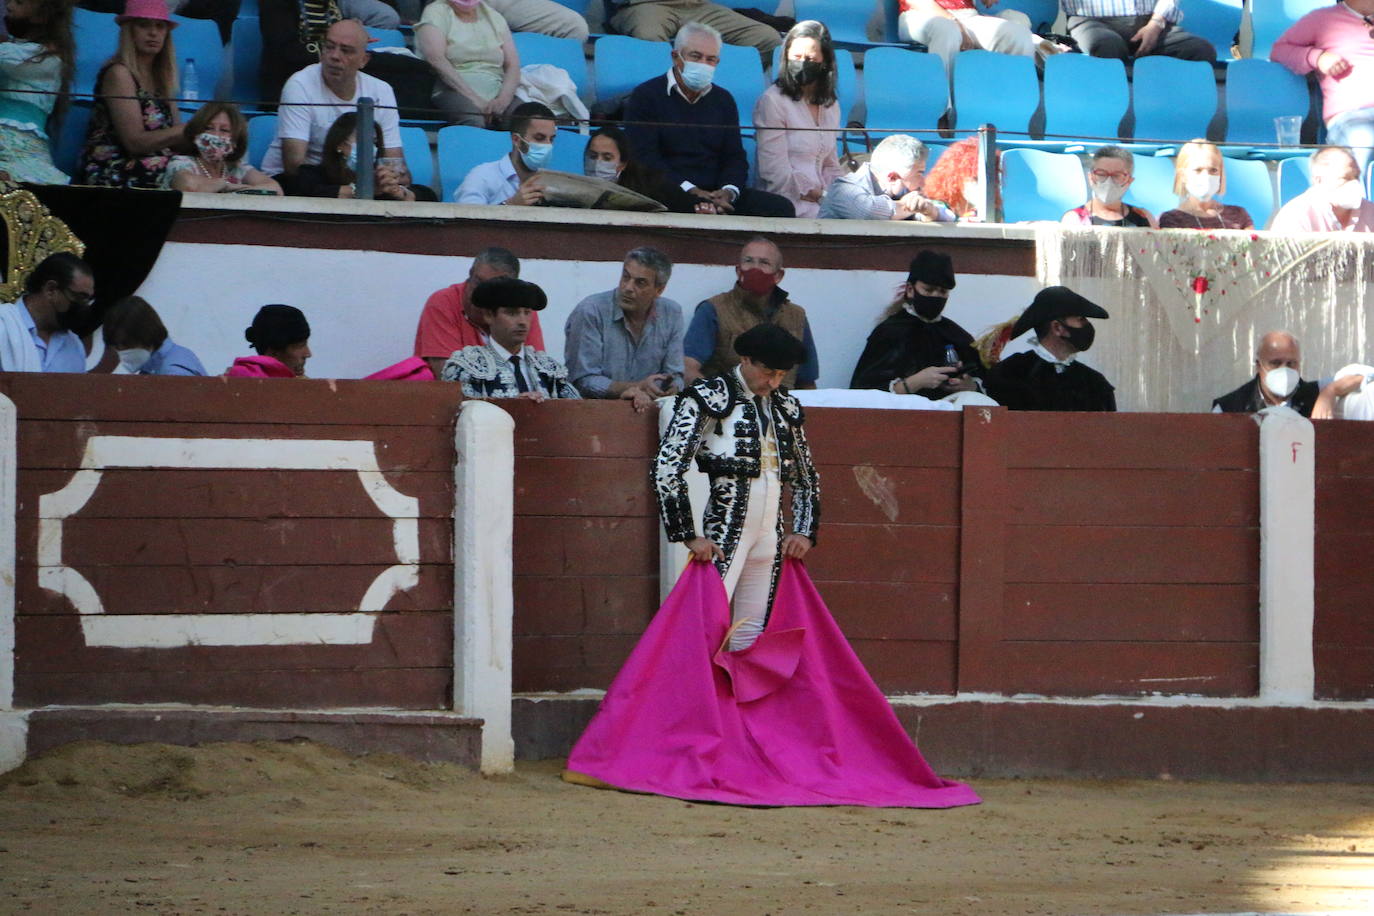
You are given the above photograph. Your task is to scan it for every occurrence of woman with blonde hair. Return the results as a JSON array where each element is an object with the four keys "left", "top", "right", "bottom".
[
  {"left": 78, "top": 0, "right": 187, "bottom": 188},
  {"left": 1158, "top": 139, "right": 1253, "bottom": 230}
]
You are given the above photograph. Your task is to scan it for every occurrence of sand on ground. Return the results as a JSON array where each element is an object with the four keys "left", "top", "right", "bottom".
[{"left": 1, "top": 740, "right": 1371, "bottom": 915}]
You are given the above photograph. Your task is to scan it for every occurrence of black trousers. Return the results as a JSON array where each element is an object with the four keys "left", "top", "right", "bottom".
[{"left": 1066, "top": 14, "right": 1217, "bottom": 63}]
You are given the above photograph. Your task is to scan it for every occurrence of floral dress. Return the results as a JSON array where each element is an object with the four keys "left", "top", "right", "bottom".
[
  {"left": 0, "top": 39, "right": 68, "bottom": 184},
  {"left": 77, "top": 64, "right": 177, "bottom": 189}
]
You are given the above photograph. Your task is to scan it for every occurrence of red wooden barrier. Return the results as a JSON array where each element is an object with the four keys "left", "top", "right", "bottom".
[{"left": 1314, "top": 421, "right": 1374, "bottom": 700}]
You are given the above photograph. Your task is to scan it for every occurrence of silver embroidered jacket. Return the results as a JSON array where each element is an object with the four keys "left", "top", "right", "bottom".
[
  {"left": 440, "top": 344, "right": 580, "bottom": 400},
  {"left": 653, "top": 373, "right": 821, "bottom": 610}
]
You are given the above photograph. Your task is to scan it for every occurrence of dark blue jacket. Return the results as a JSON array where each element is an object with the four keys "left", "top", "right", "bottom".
[{"left": 623, "top": 73, "right": 748, "bottom": 192}]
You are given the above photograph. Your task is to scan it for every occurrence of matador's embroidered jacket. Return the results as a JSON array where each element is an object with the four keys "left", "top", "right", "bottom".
[
  {"left": 440, "top": 344, "right": 580, "bottom": 400},
  {"left": 652, "top": 372, "right": 821, "bottom": 615}
]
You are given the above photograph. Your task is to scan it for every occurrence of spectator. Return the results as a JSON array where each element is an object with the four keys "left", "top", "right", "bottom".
[
  {"left": 1061, "top": 145, "right": 1158, "bottom": 228},
  {"left": 441, "top": 277, "right": 579, "bottom": 399},
  {"left": 607, "top": 0, "right": 778, "bottom": 57},
  {"left": 683, "top": 236, "right": 818, "bottom": 389},
  {"left": 416, "top": 0, "right": 519, "bottom": 126},
  {"left": 101, "top": 295, "right": 207, "bottom": 375},
  {"left": 1313, "top": 363, "right": 1374, "bottom": 420},
  {"left": 981, "top": 286, "right": 1116, "bottom": 411},
  {"left": 80, "top": 0, "right": 241, "bottom": 44},
  {"left": 227, "top": 305, "right": 312, "bottom": 378},
  {"left": 1157, "top": 140, "right": 1254, "bottom": 230},
  {"left": 1272, "top": 1, "right": 1374, "bottom": 174},
  {"left": 279, "top": 111, "right": 433, "bottom": 200},
  {"left": 753, "top": 20, "right": 844, "bottom": 220},
  {"left": 0, "top": 252, "right": 92, "bottom": 373},
  {"left": 924, "top": 136, "right": 998, "bottom": 221},
  {"left": 818, "top": 134, "right": 955, "bottom": 221},
  {"left": 453, "top": 100, "right": 556, "bottom": 204},
  {"left": 163, "top": 102, "right": 283, "bottom": 194},
  {"left": 260, "top": 19, "right": 407, "bottom": 180},
  {"left": 413, "top": 246, "right": 545, "bottom": 375},
  {"left": 897, "top": 0, "right": 1036, "bottom": 70},
  {"left": 1059, "top": 0, "right": 1215, "bottom": 62},
  {"left": 1270, "top": 145, "right": 1373, "bottom": 233},
  {"left": 1211, "top": 331, "right": 1318, "bottom": 416},
  {"left": 564, "top": 247, "right": 684, "bottom": 411},
  {"left": 78, "top": 0, "right": 187, "bottom": 189},
  {"left": 623, "top": 23, "right": 794, "bottom": 218},
  {"left": 582, "top": 127, "right": 714, "bottom": 212},
  {"left": 258, "top": 0, "right": 435, "bottom": 112},
  {"left": 0, "top": 0, "right": 74, "bottom": 184},
  {"left": 850, "top": 251, "right": 986, "bottom": 400}
]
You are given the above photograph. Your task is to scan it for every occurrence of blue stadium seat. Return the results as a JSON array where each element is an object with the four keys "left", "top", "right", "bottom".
[
  {"left": 53, "top": 102, "right": 95, "bottom": 177},
  {"left": 171, "top": 17, "right": 226, "bottom": 103},
  {"left": 953, "top": 49, "right": 1039, "bottom": 138},
  {"left": 1131, "top": 56, "right": 1216, "bottom": 144},
  {"left": 241, "top": 0, "right": 259, "bottom": 13},
  {"left": 1000, "top": 148, "right": 1087, "bottom": 222},
  {"left": 795, "top": 0, "right": 901, "bottom": 49},
  {"left": 246, "top": 114, "right": 277, "bottom": 171},
  {"left": 593, "top": 35, "right": 670, "bottom": 103},
  {"left": 548, "top": 128, "right": 589, "bottom": 173},
  {"left": 1223, "top": 157, "right": 1277, "bottom": 228},
  {"left": 230, "top": 17, "right": 263, "bottom": 110},
  {"left": 982, "top": 0, "right": 1059, "bottom": 32},
  {"left": 863, "top": 47, "right": 947, "bottom": 143},
  {"left": 1252, "top": 0, "right": 1329, "bottom": 60},
  {"left": 1223, "top": 59, "right": 1311, "bottom": 146},
  {"left": 771, "top": 46, "right": 858, "bottom": 125},
  {"left": 1178, "top": 0, "right": 1243, "bottom": 60},
  {"left": 400, "top": 125, "right": 435, "bottom": 192},
  {"left": 1277, "top": 155, "right": 1311, "bottom": 206},
  {"left": 1043, "top": 53, "right": 1127, "bottom": 143},
  {"left": 437, "top": 124, "right": 513, "bottom": 201},
  {"left": 550, "top": 0, "right": 592, "bottom": 15},
  {"left": 513, "top": 33, "right": 590, "bottom": 98},
  {"left": 715, "top": 43, "right": 766, "bottom": 129},
  {"left": 73, "top": 8, "right": 120, "bottom": 96},
  {"left": 1121, "top": 153, "right": 1179, "bottom": 219},
  {"left": 366, "top": 28, "right": 406, "bottom": 50}
]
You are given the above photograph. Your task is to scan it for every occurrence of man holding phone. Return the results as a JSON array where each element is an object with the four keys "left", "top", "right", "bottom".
[{"left": 849, "top": 250, "right": 987, "bottom": 401}]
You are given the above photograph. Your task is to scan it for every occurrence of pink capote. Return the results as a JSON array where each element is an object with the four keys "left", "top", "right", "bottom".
[
  {"left": 566, "top": 559, "right": 981, "bottom": 808},
  {"left": 364, "top": 357, "right": 435, "bottom": 381}
]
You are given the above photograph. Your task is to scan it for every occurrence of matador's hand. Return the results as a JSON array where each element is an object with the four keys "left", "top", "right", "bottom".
[
  {"left": 782, "top": 534, "right": 812, "bottom": 559},
  {"left": 685, "top": 537, "right": 724, "bottom": 563}
]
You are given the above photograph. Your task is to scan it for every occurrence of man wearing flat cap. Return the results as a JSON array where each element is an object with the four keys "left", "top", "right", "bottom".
[
  {"left": 440, "top": 277, "right": 579, "bottom": 400},
  {"left": 850, "top": 250, "right": 986, "bottom": 400},
  {"left": 653, "top": 323, "right": 821, "bottom": 652},
  {"left": 983, "top": 286, "right": 1116, "bottom": 412}
]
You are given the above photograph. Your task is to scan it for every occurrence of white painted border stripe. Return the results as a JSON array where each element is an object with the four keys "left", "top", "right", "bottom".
[
  {"left": 80, "top": 614, "right": 376, "bottom": 648},
  {"left": 0, "top": 394, "right": 16, "bottom": 710}
]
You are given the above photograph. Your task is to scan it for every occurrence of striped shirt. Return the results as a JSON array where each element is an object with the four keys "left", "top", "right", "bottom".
[{"left": 1060, "top": 0, "right": 1180, "bottom": 24}]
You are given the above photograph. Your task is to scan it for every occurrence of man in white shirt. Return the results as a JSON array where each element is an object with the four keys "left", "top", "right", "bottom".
[
  {"left": 262, "top": 18, "right": 405, "bottom": 176},
  {"left": 453, "top": 102, "right": 557, "bottom": 205},
  {"left": 1271, "top": 146, "right": 1374, "bottom": 234},
  {"left": 0, "top": 253, "right": 93, "bottom": 373}
]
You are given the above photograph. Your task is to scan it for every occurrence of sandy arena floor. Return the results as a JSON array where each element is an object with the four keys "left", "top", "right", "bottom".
[{"left": 0, "top": 740, "right": 1371, "bottom": 915}]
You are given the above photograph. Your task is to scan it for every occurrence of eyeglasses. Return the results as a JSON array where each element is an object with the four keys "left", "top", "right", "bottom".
[
  {"left": 680, "top": 50, "right": 720, "bottom": 65},
  {"left": 1090, "top": 169, "right": 1130, "bottom": 182},
  {"left": 62, "top": 288, "right": 93, "bottom": 307}
]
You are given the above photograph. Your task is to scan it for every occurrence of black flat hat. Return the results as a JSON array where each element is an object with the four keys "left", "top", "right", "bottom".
[
  {"left": 470, "top": 276, "right": 548, "bottom": 312},
  {"left": 906, "top": 250, "right": 956, "bottom": 290},
  {"left": 1010, "top": 286, "right": 1109, "bottom": 339},
  {"left": 734, "top": 323, "right": 806, "bottom": 371}
]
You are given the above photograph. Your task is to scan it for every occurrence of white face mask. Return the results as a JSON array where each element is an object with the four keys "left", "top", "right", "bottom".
[
  {"left": 1326, "top": 179, "right": 1366, "bottom": 212},
  {"left": 1185, "top": 172, "right": 1221, "bottom": 201},
  {"left": 1091, "top": 177, "right": 1127, "bottom": 205},
  {"left": 118, "top": 347, "right": 153, "bottom": 374},
  {"left": 962, "top": 180, "right": 981, "bottom": 211},
  {"left": 1264, "top": 366, "right": 1299, "bottom": 399},
  {"left": 584, "top": 159, "right": 620, "bottom": 181}
]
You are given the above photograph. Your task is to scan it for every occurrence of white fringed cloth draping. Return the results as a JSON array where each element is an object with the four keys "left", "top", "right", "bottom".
[{"left": 1035, "top": 226, "right": 1374, "bottom": 412}]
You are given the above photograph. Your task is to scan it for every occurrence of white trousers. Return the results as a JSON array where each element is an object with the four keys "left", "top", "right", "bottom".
[
  {"left": 721, "top": 470, "right": 780, "bottom": 651},
  {"left": 898, "top": 8, "right": 1035, "bottom": 71}
]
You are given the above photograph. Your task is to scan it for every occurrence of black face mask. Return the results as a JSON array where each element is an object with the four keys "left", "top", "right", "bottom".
[
  {"left": 55, "top": 302, "right": 92, "bottom": 334},
  {"left": 908, "top": 292, "right": 946, "bottom": 321},
  {"left": 1062, "top": 320, "right": 1095, "bottom": 352},
  {"left": 785, "top": 59, "right": 827, "bottom": 86}
]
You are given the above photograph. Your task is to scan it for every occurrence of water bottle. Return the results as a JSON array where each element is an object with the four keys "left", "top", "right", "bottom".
[{"left": 181, "top": 58, "right": 199, "bottom": 102}]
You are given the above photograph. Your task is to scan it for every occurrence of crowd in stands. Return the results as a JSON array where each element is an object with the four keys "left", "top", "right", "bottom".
[{"left": 2, "top": 0, "right": 1372, "bottom": 228}]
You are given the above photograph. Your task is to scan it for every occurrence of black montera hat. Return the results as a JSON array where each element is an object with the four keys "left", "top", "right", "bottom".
[
  {"left": 734, "top": 323, "right": 807, "bottom": 371},
  {"left": 245, "top": 304, "right": 310, "bottom": 352},
  {"left": 470, "top": 276, "right": 548, "bottom": 312},
  {"left": 906, "top": 250, "right": 956, "bottom": 289},
  {"left": 1010, "top": 286, "right": 1109, "bottom": 339}
]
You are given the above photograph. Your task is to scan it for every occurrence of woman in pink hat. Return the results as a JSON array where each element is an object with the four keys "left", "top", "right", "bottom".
[{"left": 77, "top": 0, "right": 188, "bottom": 188}]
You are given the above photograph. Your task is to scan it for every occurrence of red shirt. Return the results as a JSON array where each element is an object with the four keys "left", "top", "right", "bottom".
[{"left": 413, "top": 281, "right": 546, "bottom": 360}]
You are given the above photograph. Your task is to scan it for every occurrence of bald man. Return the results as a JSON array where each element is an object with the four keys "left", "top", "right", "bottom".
[
  {"left": 1212, "top": 331, "right": 1320, "bottom": 416},
  {"left": 261, "top": 18, "right": 406, "bottom": 177}
]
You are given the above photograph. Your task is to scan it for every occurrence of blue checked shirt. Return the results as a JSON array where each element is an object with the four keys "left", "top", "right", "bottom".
[{"left": 1060, "top": 0, "right": 1180, "bottom": 24}]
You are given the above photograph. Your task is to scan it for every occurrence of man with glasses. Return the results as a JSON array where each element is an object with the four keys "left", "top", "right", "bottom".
[
  {"left": 1061, "top": 145, "right": 1158, "bottom": 228},
  {"left": 819, "top": 134, "right": 954, "bottom": 221},
  {"left": 0, "top": 253, "right": 94, "bottom": 373}
]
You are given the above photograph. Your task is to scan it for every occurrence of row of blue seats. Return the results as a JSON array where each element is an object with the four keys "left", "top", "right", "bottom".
[{"left": 1002, "top": 149, "right": 1374, "bottom": 227}]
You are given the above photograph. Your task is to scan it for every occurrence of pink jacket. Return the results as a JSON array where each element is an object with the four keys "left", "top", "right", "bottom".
[
  {"left": 1271, "top": 5, "right": 1374, "bottom": 123},
  {"left": 225, "top": 355, "right": 296, "bottom": 378}
]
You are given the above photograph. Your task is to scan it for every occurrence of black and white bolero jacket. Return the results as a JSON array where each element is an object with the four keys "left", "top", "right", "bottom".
[{"left": 440, "top": 344, "right": 580, "bottom": 400}]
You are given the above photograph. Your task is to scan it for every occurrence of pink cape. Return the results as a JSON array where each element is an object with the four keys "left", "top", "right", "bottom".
[
  {"left": 364, "top": 356, "right": 435, "bottom": 381},
  {"left": 566, "top": 559, "right": 981, "bottom": 808}
]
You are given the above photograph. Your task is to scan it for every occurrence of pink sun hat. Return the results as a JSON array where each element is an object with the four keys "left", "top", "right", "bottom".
[{"left": 116, "top": 0, "right": 179, "bottom": 26}]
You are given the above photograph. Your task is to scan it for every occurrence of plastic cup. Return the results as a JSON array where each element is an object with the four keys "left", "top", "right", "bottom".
[{"left": 1274, "top": 116, "right": 1302, "bottom": 148}]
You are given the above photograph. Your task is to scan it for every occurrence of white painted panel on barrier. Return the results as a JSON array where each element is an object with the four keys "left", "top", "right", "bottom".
[
  {"left": 0, "top": 394, "right": 15, "bottom": 711},
  {"left": 1258, "top": 405, "right": 1316, "bottom": 704}
]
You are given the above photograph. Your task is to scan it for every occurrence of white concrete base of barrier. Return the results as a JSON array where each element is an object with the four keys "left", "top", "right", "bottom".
[{"left": 0, "top": 711, "right": 26, "bottom": 775}]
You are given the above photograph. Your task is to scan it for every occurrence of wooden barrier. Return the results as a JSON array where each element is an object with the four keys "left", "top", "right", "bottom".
[{"left": 1314, "top": 421, "right": 1374, "bottom": 700}]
